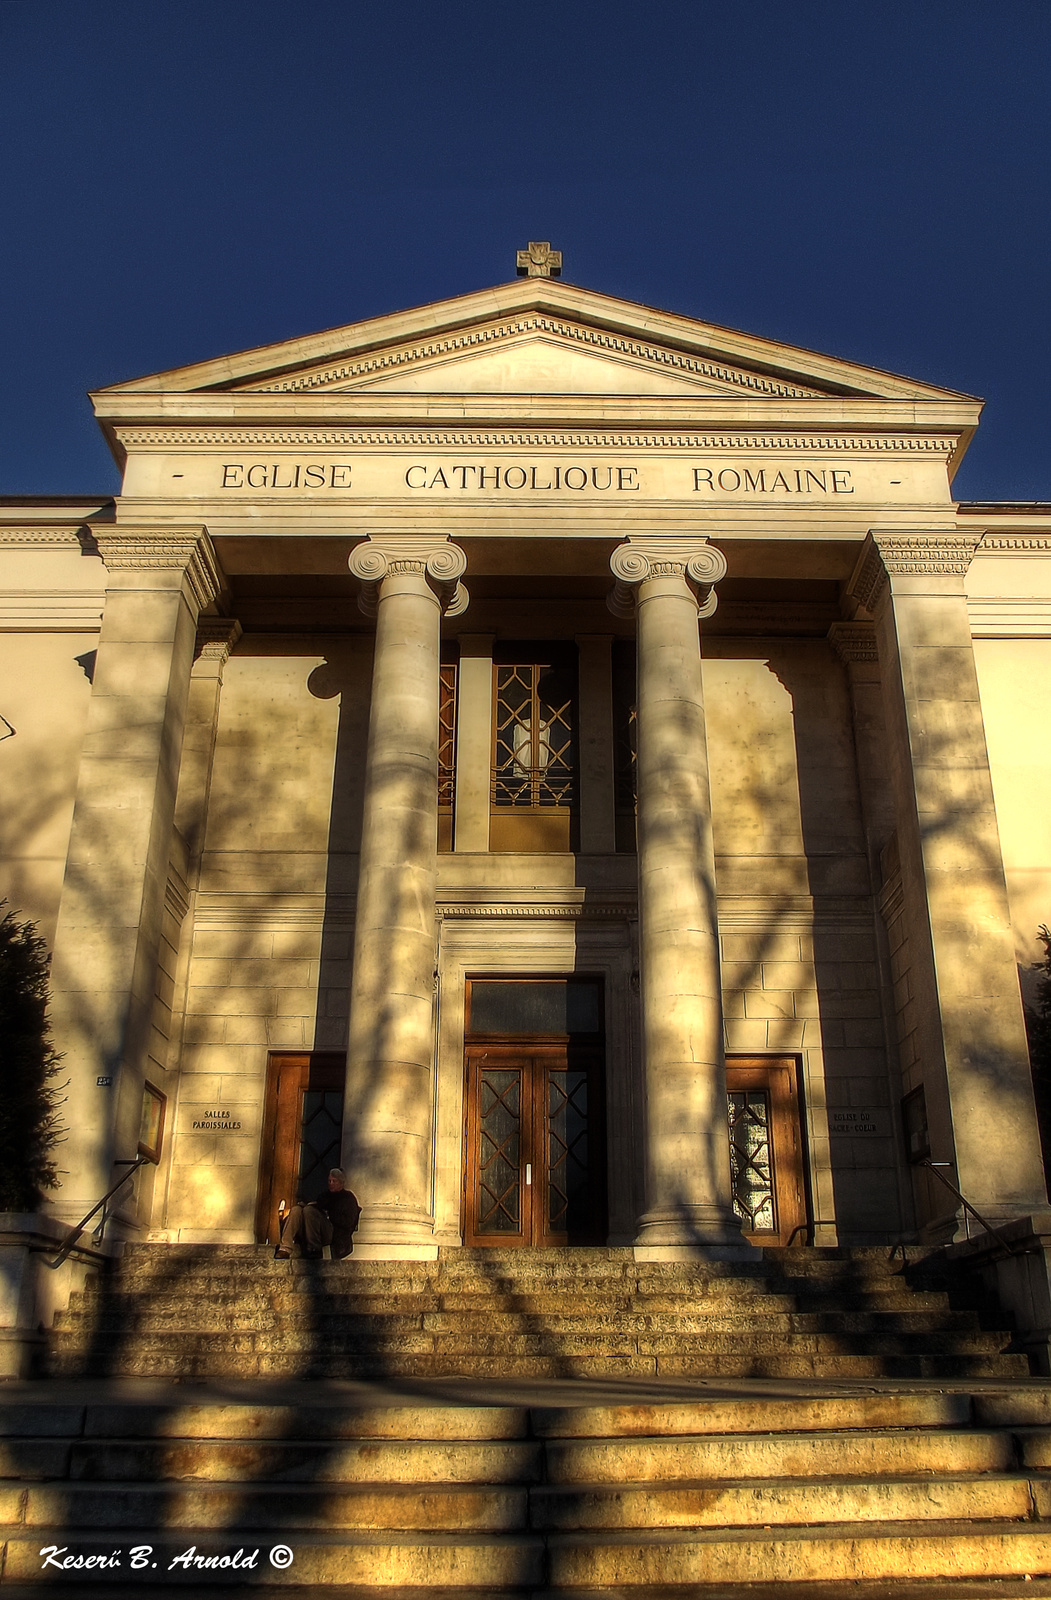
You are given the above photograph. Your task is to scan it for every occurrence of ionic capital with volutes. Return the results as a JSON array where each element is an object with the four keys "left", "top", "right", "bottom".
[
  {"left": 848, "top": 529, "right": 983, "bottom": 617},
  {"left": 93, "top": 527, "right": 224, "bottom": 614},
  {"left": 608, "top": 537, "right": 728, "bottom": 619},
  {"left": 349, "top": 534, "right": 469, "bottom": 617}
]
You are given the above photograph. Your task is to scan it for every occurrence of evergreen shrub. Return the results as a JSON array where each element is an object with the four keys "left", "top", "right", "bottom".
[{"left": 0, "top": 903, "right": 64, "bottom": 1210}]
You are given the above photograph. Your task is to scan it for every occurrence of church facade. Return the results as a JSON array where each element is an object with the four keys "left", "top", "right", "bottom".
[{"left": 4, "top": 258, "right": 1051, "bottom": 1288}]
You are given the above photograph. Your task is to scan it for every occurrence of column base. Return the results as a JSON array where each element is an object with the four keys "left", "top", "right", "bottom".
[
  {"left": 353, "top": 1205, "right": 438, "bottom": 1254},
  {"left": 351, "top": 1243, "right": 440, "bottom": 1261},
  {"left": 634, "top": 1204, "right": 751, "bottom": 1251},
  {"left": 634, "top": 1243, "right": 758, "bottom": 1262}
]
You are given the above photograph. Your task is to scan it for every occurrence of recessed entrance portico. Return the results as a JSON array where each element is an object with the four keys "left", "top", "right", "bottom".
[{"left": 461, "top": 977, "right": 607, "bottom": 1248}]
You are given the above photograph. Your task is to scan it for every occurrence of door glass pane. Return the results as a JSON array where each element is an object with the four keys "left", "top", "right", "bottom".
[
  {"left": 478, "top": 1070, "right": 522, "bottom": 1233},
  {"left": 727, "top": 1089, "right": 776, "bottom": 1233},
  {"left": 470, "top": 981, "right": 600, "bottom": 1036},
  {"left": 297, "top": 1089, "right": 343, "bottom": 1202},
  {"left": 548, "top": 1069, "right": 589, "bottom": 1236}
]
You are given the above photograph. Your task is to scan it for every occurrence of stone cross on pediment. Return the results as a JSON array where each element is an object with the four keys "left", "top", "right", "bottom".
[{"left": 516, "top": 241, "right": 562, "bottom": 278}]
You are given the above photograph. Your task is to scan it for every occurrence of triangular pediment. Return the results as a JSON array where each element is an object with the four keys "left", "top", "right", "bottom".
[{"left": 94, "top": 278, "right": 975, "bottom": 404}]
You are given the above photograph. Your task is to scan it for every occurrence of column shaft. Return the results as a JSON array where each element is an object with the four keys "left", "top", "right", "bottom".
[
  {"left": 343, "top": 567, "right": 445, "bottom": 1244},
  {"left": 632, "top": 567, "right": 741, "bottom": 1248},
  {"left": 854, "top": 533, "right": 1045, "bottom": 1228},
  {"left": 47, "top": 533, "right": 220, "bottom": 1220}
]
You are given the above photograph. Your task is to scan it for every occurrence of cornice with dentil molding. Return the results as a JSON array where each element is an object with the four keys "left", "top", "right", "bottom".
[
  {"left": 93, "top": 529, "right": 224, "bottom": 613},
  {"left": 193, "top": 617, "right": 243, "bottom": 668},
  {"left": 112, "top": 426, "right": 958, "bottom": 454},
  {"left": 241, "top": 316, "right": 823, "bottom": 399},
  {"left": 849, "top": 531, "right": 983, "bottom": 614},
  {"left": 827, "top": 621, "right": 879, "bottom": 665}
]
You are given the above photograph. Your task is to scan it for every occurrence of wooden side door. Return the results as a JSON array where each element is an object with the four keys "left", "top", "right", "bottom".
[
  {"left": 255, "top": 1052, "right": 345, "bottom": 1244},
  {"left": 726, "top": 1056, "right": 808, "bottom": 1247},
  {"left": 463, "top": 1042, "right": 605, "bottom": 1247}
]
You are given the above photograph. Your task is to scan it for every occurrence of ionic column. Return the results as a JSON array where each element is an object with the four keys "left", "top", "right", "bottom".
[
  {"left": 48, "top": 529, "right": 223, "bottom": 1221},
  {"left": 609, "top": 538, "right": 744, "bottom": 1251},
  {"left": 850, "top": 531, "right": 1045, "bottom": 1229},
  {"left": 345, "top": 535, "right": 468, "bottom": 1249}
]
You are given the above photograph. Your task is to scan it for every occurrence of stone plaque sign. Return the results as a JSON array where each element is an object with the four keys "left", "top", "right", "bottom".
[
  {"left": 828, "top": 1108, "right": 891, "bottom": 1138},
  {"left": 190, "top": 1108, "right": 243, "bottom": 1132}
]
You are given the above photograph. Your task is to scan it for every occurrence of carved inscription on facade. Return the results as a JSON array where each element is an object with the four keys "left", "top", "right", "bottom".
[
  {"left": 693, "top": 466, "right": 854, "bottom": 494},
  {"left": 220, "top": 463, "right": 353, "bottom": 488},
  {"left": 405, "top": 464, "right": 640, "bottom": 491},
  {"left": 214, "top": 459, "right": 857, "bottom": 496}
]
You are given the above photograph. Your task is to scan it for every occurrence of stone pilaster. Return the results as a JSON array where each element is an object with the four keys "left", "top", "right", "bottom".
[
  {"left": 47, "top": 530, "right": 223, "bottom": 1222},
  {"left": 575, "top": 635, "right": 617, "bottom": 854},
  {"left": 345, "top": 535, "right": 468, "bottom": 1252},
  {"left": 174, "top": 619, "right": 242, "bottom": 864},
  {"left": 850, "top": 530, "right": 1046, "bottom": 1231},
  {"left": 452, "top": 634, "right": 493, "bottom": 853},
  {"left": 608, "top": 537, "right": 745, "bottom": 1252},
  {"left": 827, "top": 621, "right": 897, "bottom": 876}
]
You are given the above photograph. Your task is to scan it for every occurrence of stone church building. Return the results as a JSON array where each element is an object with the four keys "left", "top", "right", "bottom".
[{"left": 3, "top": 251, "right": 1051, "bottom": 1318}]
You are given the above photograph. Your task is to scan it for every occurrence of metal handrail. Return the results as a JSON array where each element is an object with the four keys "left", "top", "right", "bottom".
[
  {"left": 919, "top": 1160, "right": 1019, "bottom": 1255},
  {"left": 785, "top": 1220, "right": 837, "bottom": 1248},
  {"left": 41, "top": 1156, "right": 150, "bottom": 1270}
]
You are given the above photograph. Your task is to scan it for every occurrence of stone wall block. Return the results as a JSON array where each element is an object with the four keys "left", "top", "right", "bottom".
[
  {"left": 723, "top": 1020, "right": 769, "bottom": 1052},
  {"left": 765, "top": 1018, "right": 805, "bottom": 1050},
  {"left": 720, "top": 934, "right": 802, "bottom": 963},
  {"left": 760, "top": 961, "right": 817, "bottom": 992},
  {"left": 743, "top": 991, "right": 793, "bottom": 1020}
]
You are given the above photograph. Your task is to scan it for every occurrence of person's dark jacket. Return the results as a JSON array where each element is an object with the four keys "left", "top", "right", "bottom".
[{"left": 315, "top": 1188, "right": 361, "bottom": 1258}]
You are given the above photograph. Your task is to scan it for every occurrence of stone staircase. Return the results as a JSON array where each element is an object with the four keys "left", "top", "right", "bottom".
[
  {"left": 45, "top": 1244, "right": 1031, "bottom": 1381},
  {"left": 4, "top": 1388, "right": 1051, "bottom": 1591}
]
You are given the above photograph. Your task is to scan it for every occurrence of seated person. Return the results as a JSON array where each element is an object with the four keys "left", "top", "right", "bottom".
[{"left": 275, "top": 1168, "right": 361, "bottom": 1259}]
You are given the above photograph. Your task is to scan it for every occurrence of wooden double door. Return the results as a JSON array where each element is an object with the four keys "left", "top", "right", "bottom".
[
  {"left": 255, "top": 1052, "right": 345, "bottom": 1245},
  {"left": 463, "top": 1041, "right": 606, "bottom": 1246},
  {"left": 726, "top": 1057, "right": 808, "bottom": 1247}
]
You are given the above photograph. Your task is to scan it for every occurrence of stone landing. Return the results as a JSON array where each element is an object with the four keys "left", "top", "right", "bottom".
[{"left": 3, "top": 1383, "right": 1051, "bottom": 1592}]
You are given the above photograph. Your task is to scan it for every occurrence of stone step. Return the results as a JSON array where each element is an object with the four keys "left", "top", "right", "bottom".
[
  {"left": 2, "top": 1582, "right": 1051, "bottom": 1600},
  {"left": 3, "top": 1390, "right": 1010, "bottom": 1442},
  {"left": 48, "top": 1326, "right": 1013, "bottom": 1359},
  {"left": 6, "top": 1390, "right": 1051, "bottom": 1592},
  {"left": 4, "top": 1519, "right": 1051, "bottom": 1587},
  {"left": 0, "top": 1470, "right": 1040, "bottom": 1533},
  {"left": 62, "top": 1285, "right": 799, "bottom": 1316},
  {"left": 50, "top": 1309, "right": 986, "bottom": 1339},
  {"left": 48, "top": 1349, "right": 1030, "bottom": 1381},
  {"left": 8, "top": 1425, "right": 1029, "bottom": 1487}
]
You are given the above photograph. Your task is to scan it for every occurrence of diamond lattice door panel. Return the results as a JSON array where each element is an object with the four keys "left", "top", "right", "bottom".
[
  {"left": 463, "top": 1043, "right": 606, "bottom": 1246},
  {"left": 725, "top": 1057, "right": 807, "bottom": 1247}
]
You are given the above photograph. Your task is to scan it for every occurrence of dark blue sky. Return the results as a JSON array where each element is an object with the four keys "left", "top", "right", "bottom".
[{"left": 2, "top": 1, "right": 1049, "bottom": 500}]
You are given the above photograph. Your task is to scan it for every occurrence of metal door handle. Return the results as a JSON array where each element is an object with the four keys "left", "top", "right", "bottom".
[{"left": 525, "top": 1164, "right": 532, "bottom": 1185}]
